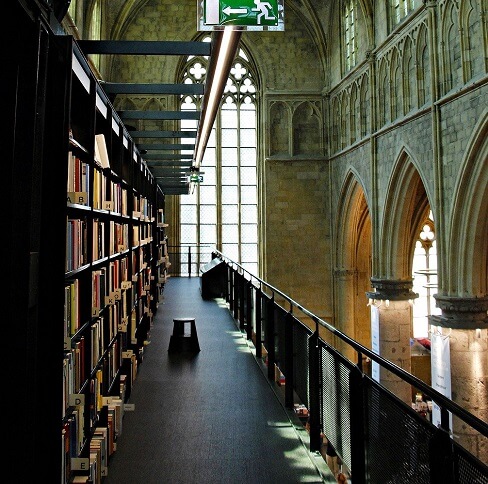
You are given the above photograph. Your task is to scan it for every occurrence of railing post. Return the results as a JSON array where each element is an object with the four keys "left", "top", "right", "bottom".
[
  {"left": 266, "top": 295, "right": 276, "bottom": 381},
  {"left": 255, "top": 287, "right": 262, "bottom": 359},
  {"left": 246, "top": 281, "right": 253, "bottom": 340},
  {"left": 284, "top": 311, "right": 294, "bottom": 409},
  {"left": 309, "top": 330, "right": 321, "bottom": 452},
  {"left": 187, "top": 246, "right": 191, "bottom": 277},
  {"left": 349, "top": 366, "right": 366, "bottom": 483},
  {"left": 233, "top": 272, "right": 239, "bottom": 319},
  {"left": 239, "top": 275, "right": 245, "bottom": 331},
  {"left": 429, "top": 411, "right": 455, "bottom": 484},
  {"left": 228, "top": 267, "right": 234, "bottom": 310}
]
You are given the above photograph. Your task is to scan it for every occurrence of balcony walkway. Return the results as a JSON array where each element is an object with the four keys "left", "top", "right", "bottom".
[{"left": 104, "top": 276, "right": 335, "bottom": 484}]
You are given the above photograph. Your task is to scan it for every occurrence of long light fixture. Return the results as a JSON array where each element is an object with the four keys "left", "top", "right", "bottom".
[{"left": 193, "top": 27, "right": 242, "bottom": 169}]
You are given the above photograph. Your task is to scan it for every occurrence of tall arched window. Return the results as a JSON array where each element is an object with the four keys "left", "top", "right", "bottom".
[
  {"left": 390, "top": 0, "right": 416, "bottom": 29},
  {"left": 344, "top": 0, "right": 357, "bottom": 71},
  {"left": 179, "top": 40, "right": 258, "bottom": 275},
  {"left": 412, "top": 210, "right": 441, "bottom": 338}
]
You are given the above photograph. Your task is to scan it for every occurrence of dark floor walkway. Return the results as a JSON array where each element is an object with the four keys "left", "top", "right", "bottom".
[{"left": 104, "top": 277, "right": 334, "bottom": 484}]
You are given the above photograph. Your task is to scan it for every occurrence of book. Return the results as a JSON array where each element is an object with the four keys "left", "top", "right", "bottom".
[{"left": 94, "top": 134, "right": 110, "bottom": 169}]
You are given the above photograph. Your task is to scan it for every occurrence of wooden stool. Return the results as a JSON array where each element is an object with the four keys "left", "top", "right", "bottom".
[{"left": 168, "top": 318, "right": 200, "bottom": 353}]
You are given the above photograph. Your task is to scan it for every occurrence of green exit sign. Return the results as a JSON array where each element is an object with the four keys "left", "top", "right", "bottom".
[{"left": 200, "top": 0, "right": 283, "bottom": 30}]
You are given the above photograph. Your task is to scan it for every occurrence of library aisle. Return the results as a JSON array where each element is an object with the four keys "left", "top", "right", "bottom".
[{"left": 104, "top": 277, "right": 333, "bottom": 483}]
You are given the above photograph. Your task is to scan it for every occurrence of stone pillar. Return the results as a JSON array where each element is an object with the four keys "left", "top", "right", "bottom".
[
  {"left": 367, "top": 278, "right": 418, "bottom": 405},
  {"left": 431, "top": 295, "right": 488, "bottom": 463},
  {"left": 334, "top": 269, "right": 357, "bottom": 363}
]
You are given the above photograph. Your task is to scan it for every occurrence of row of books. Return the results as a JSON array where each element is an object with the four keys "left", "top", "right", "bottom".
[
  {"left": 69, "top": 147, "right": 130, "bottom": 215},
  {"left": 63, "top": 392, "right": 126, "bottom": 483}
]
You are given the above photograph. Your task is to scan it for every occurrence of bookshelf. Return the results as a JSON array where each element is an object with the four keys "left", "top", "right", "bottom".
[
  {"left": 61, "top": 41, "right": 163, "bottom": 482},
  {"left": 9, "top": 4, "right": 167, "bottom": 481}
]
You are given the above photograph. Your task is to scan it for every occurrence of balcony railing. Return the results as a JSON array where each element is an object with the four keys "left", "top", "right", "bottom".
[{"left": 205, "top": 250, "right": 488, "bottom": 484}]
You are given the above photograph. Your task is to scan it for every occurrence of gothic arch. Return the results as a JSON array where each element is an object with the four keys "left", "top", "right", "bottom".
[
  {"left": 441, "top": 0, "right": 462, "bottom": 93},
  {"left": 416, "top": 23, "right": 431, "bottom": 107},
  {"left": 448, "top": 110, "right": 488, "bottom": 296},
  {"left": 269, "top": 101, "right": 292, "bottom": 156},
  {"left": 380, "top": 148, "right": 431, "bottom": 279},
  {"left": 291, "top": 101, "right": 322, "bottom": 156},
  {"left": 335, "top": 170, "right": 372, "bottom": 350}
]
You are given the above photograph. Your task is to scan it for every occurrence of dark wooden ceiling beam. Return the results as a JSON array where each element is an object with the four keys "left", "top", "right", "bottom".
[
  {"left": 130, "top": 130, "right": 197, "bottom": 138},
  {"left": 138, "top": 143, "right": 195, "bottom": 150},
  {"left": 119, "top": 110, "right": 200, "bottom": 120},
  {"left": 77, "top": 40, "right": 211, "bottom": 56},
  {"left": 101, "top": 82, "right": 204, "bottom": 95}
]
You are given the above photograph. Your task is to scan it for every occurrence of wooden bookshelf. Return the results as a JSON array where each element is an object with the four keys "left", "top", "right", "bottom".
[
  {"left": 9, "top": 5, "right": 167, "bottom": 481},
  {"left": 61, "top": 41, "right": 163, "bottom": 483}
]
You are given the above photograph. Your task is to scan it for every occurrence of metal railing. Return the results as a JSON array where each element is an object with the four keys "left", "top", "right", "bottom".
[
  {"left": 206, "top": 251, "right": 488, "bottom": 484},
  {"left": 167, "top": 244, "right": 214, "bottom": 277}
]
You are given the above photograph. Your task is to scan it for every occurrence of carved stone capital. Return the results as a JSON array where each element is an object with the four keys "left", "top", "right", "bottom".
[
  {"left": 431, "top": 295, "right": 488, "bottom": 329},
  {"left": 366, "top": 278, "right": 418, "bottom": 301}
]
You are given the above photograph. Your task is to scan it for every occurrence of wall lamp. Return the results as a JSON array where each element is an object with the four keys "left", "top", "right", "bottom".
[{"left": 193, "top": 27, "right": 242, "bottom": 169}]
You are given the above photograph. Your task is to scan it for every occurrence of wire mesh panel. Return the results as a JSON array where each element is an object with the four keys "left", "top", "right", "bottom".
[
  {"left": 274, "top": 305, "right": 288, "bottom": 374},
  {"left": 320, "top": 343, "right": 354, "bottom": 471},
  {"left": 454, "top": 440, "right": 488, "bottom": 483},
  {"left": 365, "top": 376, "right": 435, "bottom": 483},
  {"left": 293, "top": 320, "right": 312, "bottom": 407}
]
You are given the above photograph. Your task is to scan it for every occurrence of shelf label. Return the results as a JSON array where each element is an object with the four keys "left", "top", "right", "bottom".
[
  {"left": 118, "top": 244, "right": 127, "bottom": 252},
  {"left": 71, "top": 457, "right": 90, "bottom": 471},
  {"left": 69, "top": 393, "right": 85, "bottom": 406},
  {"left": 121, "top": 280, "right": 132, "bottom": 290},
  {"left": 118, "top": 322, "right": 128, "bottom": 332},
  {"left": 113, "top": 289, "right": 122, "bottom": 301},
  {"left": 67, "top": 192, "right": 88, "bottom": 205},
  {"left": 105, "top": 295, "right": 115, "bottom": 306},
  {"left": 103, "top": 201, "right": 113, "bottom": 211},
  {"left": 92, "top": 307, "right": 99, "bottom": 317}
]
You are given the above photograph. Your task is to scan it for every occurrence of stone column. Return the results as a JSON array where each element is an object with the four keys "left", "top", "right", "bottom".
[
  {"left": 367, "top": 278, "right": 418, "bottom": 405},
  {"left": 334, "top": 269, "right": 357, "bottom": 362},
  {"left": 431, "top": 295, "right": 488, "bottom": 463}
]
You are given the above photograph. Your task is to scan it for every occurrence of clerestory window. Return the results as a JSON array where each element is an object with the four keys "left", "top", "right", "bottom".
[
  {"left": 391, "top": 0, "right": 415, "bottom": 28},
  {"left": 344, "top": 0, "right": 357, "bottom": 71}
]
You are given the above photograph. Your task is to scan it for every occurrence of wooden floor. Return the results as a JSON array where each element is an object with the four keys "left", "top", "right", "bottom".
[{"left": 103, "top": 276, "right": 334, "bottom": 483}]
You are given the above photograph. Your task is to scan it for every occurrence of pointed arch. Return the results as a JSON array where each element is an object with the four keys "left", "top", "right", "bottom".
[
  {"left": 335, "top": 170, "right": 372, "bottom": 350},
  {"left": 390, "top": 48, "right": 402, "bottom": 120},
  {"left": 378, "top": 58, "right": 389, "bottom": 126},
  {"left": 380, "top": 149, "right": 431, "bottom": 278},
  {"left": 402, "top": 36, "right": 415, "bottom": 114},
  {"left": 336, "top": 169, "right": 371, "bottom": 267},
  {"left": 292, "top": 101, "right": 322, "bottom": 156},
  {"left": 416, "top": 23, "right": 431, "bottom": 107},
  {"left": 359, "top": 73, "right": 369, "bottom": 137},
  {"left": 350, "top": 82, "right": 358, "bottom": 143},
  {"left": 460, "top": 0, "right": 484, "bottom": 81},
  {"left": 448, "top": 110, "right": 488, "bottom": 296},
  {"left": 441, "top": 1, "right": 462, "bottom": 93},
  {"left": 270, "top": 102, "right": 292, "bottom": 156},
  {"left": 176, "top": 35, "right": 260, "bottom": 274}
]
